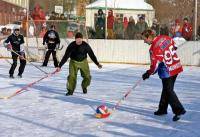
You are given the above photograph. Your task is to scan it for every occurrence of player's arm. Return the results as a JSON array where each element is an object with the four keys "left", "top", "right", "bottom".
[
  {"left": 57, "top": 44, "right": 73, "bottom": 69},
  {"left": 142, "top": 52, "right": 161, "bottom": 80}
]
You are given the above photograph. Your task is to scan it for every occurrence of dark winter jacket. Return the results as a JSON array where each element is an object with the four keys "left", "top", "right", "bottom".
[
  {"left": 4, "top": 33, "right": 24, "bottom": 52},
  {"left": 126, "top": 21, "right": 136, "bottom": 39},
  {"left": 59, "top": 41, "right": 99, "bottom": 67},
  {"left": 151, "top": 23, "right": 160, "bottom": 36},
  {"left": 43, "top": 30, "right": 60, "bottom": 49}
]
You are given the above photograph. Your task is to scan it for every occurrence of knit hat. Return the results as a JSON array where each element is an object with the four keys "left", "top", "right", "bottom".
[{"left": 75, "top": 32, "right": 83, "bottom": 39}]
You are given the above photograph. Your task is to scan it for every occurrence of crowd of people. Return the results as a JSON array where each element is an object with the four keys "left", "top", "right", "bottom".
[
  {"left": 0, "top": 27, "right": 12, "bottom": 37},
  {"left": 94, "top": 9, "right": 196, "bottom": 41},
  {"left": 1, "top": 2, "right": 200, "bottom": 41},
  {"left": 19, "top": 3, "right": 69, "bottom": 38}
]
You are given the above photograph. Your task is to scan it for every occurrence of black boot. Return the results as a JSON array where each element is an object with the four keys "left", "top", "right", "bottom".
[
  {"left": 173, "top": 109, "right": 186, "bottom": 121},
  {"left": 83, "top": 88, "right": 87, "bottom": 94},
  {"left": 66, "top": 89, "right": 73, "bottom": 96},
  {"left": 154, "top": 110, "right": 167, "bottom": 116},
  {"left": 9, "top": 74, "right": 14, "bottom": 79},
  {"left": 17, "top": 74, "right": 22, "bottom": 78}
]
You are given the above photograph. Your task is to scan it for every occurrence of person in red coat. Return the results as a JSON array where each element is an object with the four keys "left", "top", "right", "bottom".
[
  {"left": 182, "top": 17, "right": 193, "bottom": 41},
  {"left": 31, "top": 3, "right": 46, "bottom": 33},
  {"left": 142, "top": 29, "right": 186, "bottom": 121},
  {"left": 107, "top": 10, "right": 115, "bottom": 39}
]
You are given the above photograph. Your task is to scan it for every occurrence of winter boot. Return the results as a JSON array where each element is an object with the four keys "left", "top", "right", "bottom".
[
  {"left": 154, "top": 110, "right": 167, "bottom": 116},
  {"left": 9, "top": 74, "right": 14, "bottom": 79},
  {"left": 66, "top": 89, "right": 73, "bottom": 96},
  {"left": 173, "top": 109, "right": 186, "bottom": 121},
  {"left": 83, "top": 88, "right": 87, "bottom": 94},
  {"left": 17, "top": 74, "right": 22, "bottom": 78}
]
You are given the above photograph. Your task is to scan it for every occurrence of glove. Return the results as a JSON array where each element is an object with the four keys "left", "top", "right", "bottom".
[
  {"left": 97, "top": 64, "right": 102, "bottom": 69},
  {"left": 4, "top": 42, "right": 12, "bottom": 51},
  {"left": 7, "top": 44, "right": 12, "bottom": 51},
  {"left": 174, "top": 46, "right": 177, "bottom": 50},
  {"left": 142, "top": 71, "right": 150, "bottom": 80}
]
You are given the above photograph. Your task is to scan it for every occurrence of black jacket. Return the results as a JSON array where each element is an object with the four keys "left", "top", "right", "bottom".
[
  {"left": 43, "top": 30, "right": 60, "bottom": 49},
  {"left": 5, "top": 33, "right": 24, "bottom": 52},
  {"left": 59, "top": 41, "right": 99, "bottom": 67}
]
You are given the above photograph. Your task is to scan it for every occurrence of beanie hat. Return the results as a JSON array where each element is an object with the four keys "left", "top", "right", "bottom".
[{"left": 75, "top": 32, "right": 83, "bottom": 39}]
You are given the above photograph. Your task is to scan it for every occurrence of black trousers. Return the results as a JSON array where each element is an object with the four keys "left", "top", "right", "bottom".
[
  {"left": 158, "top": 75, "right": 185, "bottom": 115},
  {"left": 9, "top": 52, "right": 26, "bottom": 76},
  {"left": 42, "top": 49, "right": 58, "bottom": 67}
]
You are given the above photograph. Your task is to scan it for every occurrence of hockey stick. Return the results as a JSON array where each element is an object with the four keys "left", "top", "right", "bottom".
[
  {"left": 0, "top": 70, "right": 57, "bottom": 99},
  {"left": 112, "top": 78, "right": 142, "bottom": 110},
  {"left": 95, "top": 78, "right": 142, "bottom": 118},
  {"left": 10, "top": 49, "right": 48, "bottom": 74}
]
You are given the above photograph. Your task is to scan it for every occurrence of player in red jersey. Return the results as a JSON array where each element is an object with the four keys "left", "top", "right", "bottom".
[{"left": 142, "top": 29, "right": 186, "bottom": 121}]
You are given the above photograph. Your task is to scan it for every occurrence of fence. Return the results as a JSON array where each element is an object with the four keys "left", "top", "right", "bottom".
[{"left": 0, "top": 39, "right": 199, "bottom": 66}]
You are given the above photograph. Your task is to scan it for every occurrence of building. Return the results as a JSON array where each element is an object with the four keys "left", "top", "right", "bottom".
[
  {"left": 86, "top": 0, "right": 155, "bottom": 28},
  {"left": 3, "top": 0, "right": 28, "bottom": 8},
  {"left": 0, "top": 0, "right": 27, "bottom": 25}
]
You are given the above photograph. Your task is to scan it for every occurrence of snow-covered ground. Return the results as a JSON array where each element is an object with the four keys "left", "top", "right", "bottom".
[{"left": 0, "top": 60, "right": 200, "bottom": 137}]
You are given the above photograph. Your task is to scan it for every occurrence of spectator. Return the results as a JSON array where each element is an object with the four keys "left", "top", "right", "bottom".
[
  {"left": 135, "top": 16, "right": 148, "bottom": 39},
  {"left": 55, "top": 13, "right": 60, "bottom": 20},
  {"left": 123, "top": 17, "right": 128, "bottom": 29},
  {"left": 95, "top": 9, "right": 105, "bottom": 39},
  {"left": 59, "top": 14, "right": 68, "bottom": 38},
  {"left": 6, "top": 28, "right": 12, "bottom": 35},
  {"left": 87, "top": 27, "right": 96, "bottom": 39},
  {"left": 151, "top": 19, "right": 160, "bottom": 36},
  {"left": 114, "top": 18, "right": 123, "bottom": 39},
  {"left": 49, "top": 11, "right": 56, "bottom": 20},
  {"left": 0, "top": 27, "right": 7, "bottom": 36},
  {"left": 182, "top": 17, "right": 193, "bottom": 41},
  {"left": 0, "top": 27, "right": 8, "bottom": 41},
  {"left": 160, "top": 24, "right": 169, "bottom": 36},
  {"left": 107, "top": 10, "right": 115, "bottom": 39},
  {"left": 31, "top": 3, "right": 45, "bottom": 34},
  {"left": 123, "top": 17, "right": 129, "bottom": 39},
  {"left": 60, "top": 14, "right": 66, "bottom": 20},
  {"left": 171, "top": 19, "right": 182, "bottom": 38},
  {"left": 45, "top": 12, "right": 50, "bottom": 20},
  {"left": 126, "top": 16, "right": 136, "bottom": 39}
]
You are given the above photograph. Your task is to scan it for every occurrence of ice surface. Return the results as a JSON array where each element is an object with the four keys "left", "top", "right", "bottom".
[{"left": 0, "top": 60, "right": 200, "bottom": 137}]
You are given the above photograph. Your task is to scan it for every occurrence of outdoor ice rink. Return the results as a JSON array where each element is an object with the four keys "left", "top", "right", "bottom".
[{"left": 0, "top": 60, "right": 200, "bottom": 137}]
